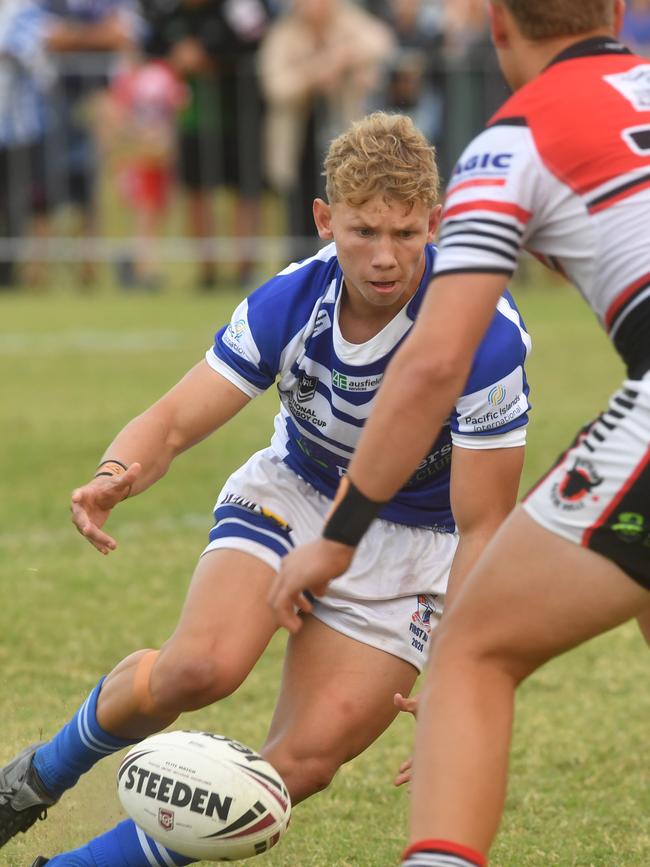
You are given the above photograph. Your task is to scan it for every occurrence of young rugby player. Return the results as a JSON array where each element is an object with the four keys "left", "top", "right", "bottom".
[
  {"left": 0, "top": 112, "right": 532, "bottom": 867},
  {"left": 271, "top": 3, "right": 650, "bottom": 866}
]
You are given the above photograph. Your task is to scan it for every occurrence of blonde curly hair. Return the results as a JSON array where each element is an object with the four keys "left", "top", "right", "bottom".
[
  {"left": 324, "top": 112, "right": 439, "bottom": 209},
  {"left": 499, "top": 0, "right": 615, "bottom": 40}
]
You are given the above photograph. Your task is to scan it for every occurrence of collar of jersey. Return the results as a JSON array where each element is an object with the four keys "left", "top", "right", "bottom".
[{"left": 546, "top": 36, "right": 632, "bottom": 70}]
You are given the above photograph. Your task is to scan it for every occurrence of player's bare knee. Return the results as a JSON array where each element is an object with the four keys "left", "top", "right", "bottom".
[
  {"left": 263, "top": 746, "right": 338, "bottom": 803},
  {"left": 151, "top": 650, "right": 245, "bottom": 712}
]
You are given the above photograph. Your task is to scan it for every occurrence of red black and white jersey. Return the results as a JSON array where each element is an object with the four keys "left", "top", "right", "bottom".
[{"left": 435, "top": 37, "right": 650, "bottom": 377}]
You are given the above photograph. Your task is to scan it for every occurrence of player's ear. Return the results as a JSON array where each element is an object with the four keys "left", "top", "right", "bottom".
[
  {"left": 313, "top": 198, "right": 334, "bottom": 240},
  {"left": 488, "top": 1, "right": 510, "bottom": 49},
  {"left": 428, "top": 205, "right": 443, "bottom": 241},
  {"left": 613, "top": 0, "right": 626, "bottom": 35}
]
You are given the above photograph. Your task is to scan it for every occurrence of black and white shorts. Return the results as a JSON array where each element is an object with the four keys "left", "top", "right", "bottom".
[{"left": 524, "top": 373, "right": 650, "bottom": 589}]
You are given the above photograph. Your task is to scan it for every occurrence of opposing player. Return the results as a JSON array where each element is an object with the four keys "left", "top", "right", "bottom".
[
  {"left": 0, "top": 113, "right": 532, "bottom": 867},
  {"left": 270, "top": 3, "right": 650, "bottom": 865}
]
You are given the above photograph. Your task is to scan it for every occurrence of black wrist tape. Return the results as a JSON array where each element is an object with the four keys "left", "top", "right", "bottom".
[
  {"left": 95, "top": 458, "right": 128, "bottom": 476},
  {"left": 322, "top": 479, "right": 385, "bottom": 547}
]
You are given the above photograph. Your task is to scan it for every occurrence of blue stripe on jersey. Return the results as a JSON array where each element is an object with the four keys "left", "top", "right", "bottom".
[{"left": 211, "top": 243, "right": 531, "bottom": 530}]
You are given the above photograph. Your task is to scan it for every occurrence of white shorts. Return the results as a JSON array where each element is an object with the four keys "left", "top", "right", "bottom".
[
  {"left": 524, "top": 374, "right": 650, "bottom": 590},
  {"left": 203, "top": 448, "right": 458, "bottom": 670}
]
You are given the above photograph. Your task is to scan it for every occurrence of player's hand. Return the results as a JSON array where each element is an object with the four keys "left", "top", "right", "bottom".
[
  {"left": 393, "top": 692, "right": 419, "bottom": 787},
  {"left": 394, "top": 691, "right": 419, "bottom": 717},
  {"left": 268, "top": 537, "right": 355, "bottom": 633},
  {"left": 70, "top": 462, "right": 141, "bottom": 555}
]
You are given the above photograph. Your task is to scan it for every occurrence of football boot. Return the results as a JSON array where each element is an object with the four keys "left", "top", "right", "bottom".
[{"left": 0, "top": 744, "right": 57, "bottom": 847}]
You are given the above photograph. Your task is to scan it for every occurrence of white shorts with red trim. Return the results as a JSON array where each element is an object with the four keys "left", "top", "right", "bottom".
[{"left": 523, "top": 373, "right": 650, "bottom": 589}]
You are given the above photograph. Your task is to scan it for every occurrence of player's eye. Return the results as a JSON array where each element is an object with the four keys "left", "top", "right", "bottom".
[
  {"left": 398, "top": 230, "right": 415, "bottom": 239},
  {"left": 356, "top": 227, "right": 374, "bottom": 237}
]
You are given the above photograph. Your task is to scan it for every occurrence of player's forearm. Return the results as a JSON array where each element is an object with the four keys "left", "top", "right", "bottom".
[
  {"left": 444, "top": 527, "right": 495, "bottom": 609},
  {"left": 97, "top": 409, "right": 179, "bottom": 496},
  {"left": 348, "top": 343, "right": 470, "bottom": 502}
]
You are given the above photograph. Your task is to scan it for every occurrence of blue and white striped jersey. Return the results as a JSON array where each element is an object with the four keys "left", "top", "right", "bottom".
[{"left": 207, "top": 242, "right": 531, "bottom": 531}]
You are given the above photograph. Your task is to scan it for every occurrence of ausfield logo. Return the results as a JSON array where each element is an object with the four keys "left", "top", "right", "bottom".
[{"left": 332, "top": 370, "right": 383, "bottom": 391}]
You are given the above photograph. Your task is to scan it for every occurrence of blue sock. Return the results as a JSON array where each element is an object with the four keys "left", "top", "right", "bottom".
[
  {"left": 33, "top": 678, "right": 139, "bottom": 799},
  {"left": 47, "top": 819, "right": 195, "bottom": 867}
]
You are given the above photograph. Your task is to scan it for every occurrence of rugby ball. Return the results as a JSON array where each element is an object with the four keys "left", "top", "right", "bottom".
[{"left": 117, "top": 730, "right": 291, "bottom": 861}]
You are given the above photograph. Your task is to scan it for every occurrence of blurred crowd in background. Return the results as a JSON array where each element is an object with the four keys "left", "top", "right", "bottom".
[{"left": 1, "top": 0, "right": 649, "bottom": 293}]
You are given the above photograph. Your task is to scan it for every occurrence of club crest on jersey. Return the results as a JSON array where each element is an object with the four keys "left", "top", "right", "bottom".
[
  {"left": 551, "top": 458, "right": 603, "bottom": 511},
  {"left": 296, "top": 372, "right": 319, "bottom": 404}
]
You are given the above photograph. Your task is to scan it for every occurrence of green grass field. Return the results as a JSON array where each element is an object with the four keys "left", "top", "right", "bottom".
[{"left": 1, "top": 273, "right": 649, "bottom": 866}]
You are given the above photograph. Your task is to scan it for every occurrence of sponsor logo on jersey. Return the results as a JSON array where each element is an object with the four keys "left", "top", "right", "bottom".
[
  {"left": 453, "top": 152, "right": 513, "bottom": 176},
  {"left": 296, "top": 372, "right": 319, "bottom": 403},
  {"left": 550, "top": 458, "right": 603, "bottom": 511},
  {"left": 604, "top": 65, "right": 650, "bottom": 111},
  {"left": 223, "top": 317, "right": 248, "bottom": 356},
  {"left": 408, "top": 442, "right": 452, "bottom": 484},
  {"left": 332, "top": 369, "right": 383, "bottom": 392},
  {"left": 462, "top": 395, "right": 523, "bottom": 431},
  {"left": 312, "top": 309, "right": 332, "bottom": 338},
  {"left": 488, "top": 383, "right": 507, "bottom": 406},
  {"left": 286, "top": 392, "right": 327, "bottom": 427},
  {"left": 456, "top": 368, "right": 526, "bottom": 434}
]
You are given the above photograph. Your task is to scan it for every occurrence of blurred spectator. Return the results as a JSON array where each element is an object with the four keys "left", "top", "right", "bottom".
[
  {"left": 438, "top": 0, "right": 508, "bottom": 178},
  {"left": 0, "top": 0, "right": 54, "bottom": 289},
  {"left": 259, "top": 0, "right": 395, "bottom": 261},
  {"left": 381, "top": 0, "right": 445, "bottom": 146},
  {"left": 145, "top": 0, "right": 275, "bottom": 291},
  {"left": 41, "top": 0, "right": 142, "bottom": 286},
  {"left": 99, "top": 55, "right": 186, "bottom": 290},
  {"left": 621, "top": 0, "right": 650, "bottom": 56}
]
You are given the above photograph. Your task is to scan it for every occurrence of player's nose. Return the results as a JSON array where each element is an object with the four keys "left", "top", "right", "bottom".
[{"left": 370, "top": 236, "right": 398, "bottom": 268}]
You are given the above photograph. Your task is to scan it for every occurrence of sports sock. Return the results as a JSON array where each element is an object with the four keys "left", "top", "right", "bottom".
[
  {"left": 46, "top": 818, "right": 195, "bottom": 867},
  {"left": 32, "top": 678, "right": 139, "bottom": 799},
  {"left": 401, "top": 838, "right": 487, "bottom": 867}
]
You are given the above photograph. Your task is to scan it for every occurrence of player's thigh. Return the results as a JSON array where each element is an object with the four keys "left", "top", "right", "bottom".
[
  {"left": 262, "top": 617, "right": 417, "bottom": 792},
  {"left": 155, "top": 549, "right": 279, "bottom": 695},
  {"left": 436, "top": 506, "right": 650, "bottom": 680}
]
